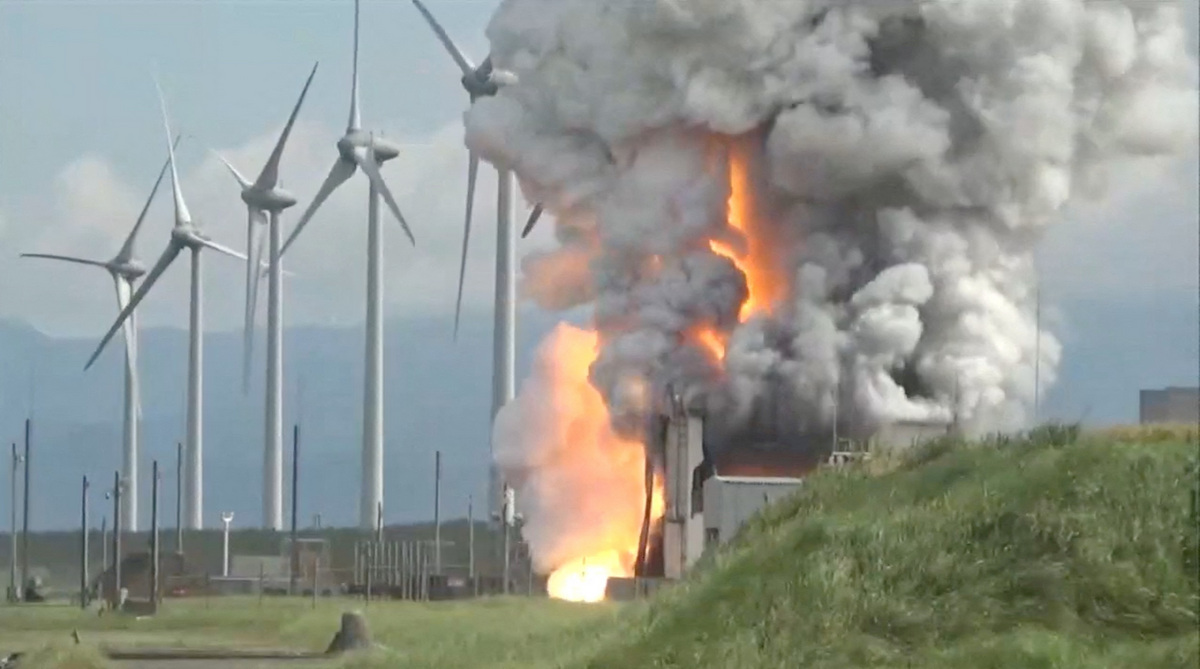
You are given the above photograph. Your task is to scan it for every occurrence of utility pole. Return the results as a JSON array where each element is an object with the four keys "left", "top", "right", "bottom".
[
  {"left": 467, "top": 496, "right": 475, "bottom": 596},
  {"left": 20, "top": 419, "right": 31, "bottom": 599},
  {"left": 150, "top": 461, "right": 160, "bottom": 608},
  {"left": 289, "top": 423, "right": 299, "bottom": 596},
  {"left": 502, "top": 486, "right": 513, "bottom": 595},
  {"left": 433, "top": 451, "right": 441, "bottom": 575},
  {"left": 80, "top": 475, "right": 89, "bottom": 609},
  {"left": 100, "top": 515, "right": 109, "bottom": 575},
  {"left": 111, "top": 470, "right": 122, "bottom": 608},
  {"left": 8, "top": 442, "right": 20, "bottom": 602},
  {"left": 174, "top": 442, "right": 183, "bottom": 555}
]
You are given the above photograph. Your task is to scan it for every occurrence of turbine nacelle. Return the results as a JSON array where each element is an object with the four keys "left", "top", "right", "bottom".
[
  {"left": 338, "top": 132, "right": 401, "bottom": 163},
  {"left": 463, "top": 71, "right": 500, "bottom": 99},
  {"left": 107, "top": 258, "right": 148, "bottom": 280},
  {"left": 241, "top": 187, "right": 298, "bottom": 212},
  {"left": 171, "top": 226, "right": 208, "bottom": 250}
]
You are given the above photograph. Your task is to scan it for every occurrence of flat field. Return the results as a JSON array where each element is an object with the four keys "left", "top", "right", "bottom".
[{"left": 0, "top": 595, "right": 623, "bottom": 669}]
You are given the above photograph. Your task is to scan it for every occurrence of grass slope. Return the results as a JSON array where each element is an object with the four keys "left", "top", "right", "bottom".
[{"left": 581, "top": 428, "right": 1199, "bottom": 669}]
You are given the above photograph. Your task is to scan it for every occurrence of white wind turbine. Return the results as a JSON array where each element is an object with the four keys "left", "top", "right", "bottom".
[
  {"left": 19, "top": 137, "right": 178, "bottom": 533},
  {"left": 410, "top": 0, "right": 543, "bottom": 519},
  {"left": 212, "top": 62, "right": 318, "bottom": 531},
  {"left": 85, "top": 75, "right": 249, "bottom": 530},
  {"left": 279, "top": 0, "right": 417, "bottom": 530}
]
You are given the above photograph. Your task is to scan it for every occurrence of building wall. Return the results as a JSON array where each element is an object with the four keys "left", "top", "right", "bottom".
[
  {"left": 702, "top": 477, "right": 803, "bottom": 550},
  {"left": 1139, "top": 387, "right": 1200, "bottom": 424}
]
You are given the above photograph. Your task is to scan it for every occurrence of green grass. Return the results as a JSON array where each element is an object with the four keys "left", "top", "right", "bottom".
[
  {"left": 0, "top": 596, "right": 618, "bottom": 668},
  {"left": 5, "top": 430, "right": 1197, "bottom": 668},
  {"left": 579, "top": 430, "right": 1199, "bottom": 668}
]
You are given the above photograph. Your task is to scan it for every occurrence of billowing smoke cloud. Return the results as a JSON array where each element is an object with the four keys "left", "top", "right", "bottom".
[{"left": 474, "top": 0, "right": 1198, "bottom": 571}]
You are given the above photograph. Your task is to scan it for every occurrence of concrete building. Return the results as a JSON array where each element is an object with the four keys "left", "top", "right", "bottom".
[
  {"left": 699, "top": 446, "right": 815, "bottom": 550},
  {"left": 1139, "top": 387, "right": 1200, "bottom": 424}
]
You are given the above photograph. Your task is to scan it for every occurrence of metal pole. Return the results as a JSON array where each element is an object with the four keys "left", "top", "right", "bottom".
[
  {"left": 311, "top": 556, "right": 318, "bottom": 609},
  {"left": 364, "top": 543, "right": 372, "bottom": 606},
  {"left": 112, "top": 470, "right": 122, "bottom": 607},
  {"left": 150, "top": 461, "right": 160, "bottom": 607},
  {"left": 375, "top": 501, "right": 383, "bottom": 544},
  {"left": 8, "top": 442, "right": 19, "bottom": 602},
  {"left": 220, "top": 514, "right": 234, "bottom": 577},
  {"left": 467, "top": 496, "right": 475, "bottom": 596},
  {"left": 289, "top": 424, "right": 299, "bottom": 596},
  {"left": 433, "top": 451, "right": 441, "bottom": 575},
  {"left": 100, "top": 516, "right": 108, "bottom": 576},
  {"left": 174, "top": 442, "right": 183, "bottom": 554},
  {"left": 502, "top": 486, "right": 512, "bottom": 595},
  {"left": 80, "top": 475, "right": 89, "bottom": 608},
  {"left": 20, "top": 419, "right": 31, "bottom": 599}
]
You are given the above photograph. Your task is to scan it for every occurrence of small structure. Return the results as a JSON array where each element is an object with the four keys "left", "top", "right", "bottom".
[
  {"left": 1140, "top": 387, "right": 1200, "bottom": 425},
  {"left": 700, "top": 447, "right": 813, "bottom": 550}
]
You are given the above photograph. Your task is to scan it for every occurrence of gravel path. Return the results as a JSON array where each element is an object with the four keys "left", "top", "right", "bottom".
[{"left": 117, "top": 660, "right": 328, "bottom": 668}]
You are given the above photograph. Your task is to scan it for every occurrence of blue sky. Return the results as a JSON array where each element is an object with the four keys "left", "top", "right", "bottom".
[{"left": 1, "top": 0, "right": 1197, "bottom": 422}]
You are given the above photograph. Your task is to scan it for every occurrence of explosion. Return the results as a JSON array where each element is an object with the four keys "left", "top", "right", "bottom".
[{"left": 480, "top": 0, "right": 1198, "bottom": 601}]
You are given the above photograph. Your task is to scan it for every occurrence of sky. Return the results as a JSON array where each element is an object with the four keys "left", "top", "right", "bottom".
[{"left": 0, "top": 0, "right": 1197, "bottom": 347}]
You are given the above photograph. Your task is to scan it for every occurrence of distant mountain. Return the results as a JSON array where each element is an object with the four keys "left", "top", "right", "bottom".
[
  {"left": 0, "top": 291, "right": 1193, "bottom": 530},
  {"left": 0, "top": 307, "right": 578, "bottom": 531}
]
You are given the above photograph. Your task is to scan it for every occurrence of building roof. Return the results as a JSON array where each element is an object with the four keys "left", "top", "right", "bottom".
[{"left": 710, "top": 446, "right": 820, "bottom": 479}]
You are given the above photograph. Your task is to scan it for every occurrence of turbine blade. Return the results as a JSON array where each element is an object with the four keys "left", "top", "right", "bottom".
[
  {"left": 254, "top": 62, "right": 320, "bottom": 190},
  {"left": 241, "top": 209, "right": 264, "bottom": 393},
  {"left": 212, "top": 150, "right": 252, "bottom": 190},
  {"left": 478, "top": 55, "right": 493, "bottom": 76},
  {"left": 453, "top": 152, "right": 480, "bottom": 340},
  {"left": 279, "top": 157, "right": 356, "bottom": 258},
  {"left": 152, "top": 73, "right": 192, "bottom": 226},
  {"left": 18, "top": 253, "right": 107, "bottom": 269},
  {"left": 521, "top": 203, "right": 544, "bottom": 238},
  {"left": 355, "top": 149, "right": 416, "bottom": 246},
  {"left": 411, "top": 0, "right": 475, "bottom": 77},
  {"left": 348, "top": 0, "right": 361, "bottom": 131},
  {"left": 86, "top": 241, "right": 183, "bottom": 371},
  {"left": 117, "top": 133, "right": 182, "bottom": 262},
  {"left": 198, "top": 237, "right": 249, "bottom": 261},
  {"left": 113, "top": 275, "right": 142, "bottom": 419}
]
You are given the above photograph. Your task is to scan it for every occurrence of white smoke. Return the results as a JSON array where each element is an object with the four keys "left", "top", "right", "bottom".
[{"left": 476, "top": 0, "right": 1197, "bottom": 569}]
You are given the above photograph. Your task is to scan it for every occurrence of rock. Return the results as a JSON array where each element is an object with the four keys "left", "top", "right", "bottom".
[{"left": 325, "top": 611, "right": 373, "bottom": 655}]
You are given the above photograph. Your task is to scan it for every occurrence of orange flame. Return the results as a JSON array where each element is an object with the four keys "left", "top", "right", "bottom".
[
  {"left": 697, "top": 135, "right": 781, "bottom": 360},
  {"left": 542, "top": 325, "right": 666, "bottom": 603},
  {"left": 545, "top": 135, "right": 780, "bottom": 600}
]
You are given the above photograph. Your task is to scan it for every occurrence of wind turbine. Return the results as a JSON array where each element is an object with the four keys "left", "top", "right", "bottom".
[
  {"left": 84, "top": 75, "right": 249, "bottom": 531},
  {"left": 279, "top": 0, "right": 417, "bottom": 531},
  {"left": 410, "top": 0, "right": 542, "bottom": 520},
  {"left": 213, "top": 61, "right": 318, "bottom": 531},
  {"left": 19, "top": 137, "right": 178, "bottom": 533}
]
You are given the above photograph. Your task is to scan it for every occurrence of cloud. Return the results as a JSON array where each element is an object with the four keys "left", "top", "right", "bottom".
[{"left": 0, "top": 117, "right": 555, "bottom": 336}]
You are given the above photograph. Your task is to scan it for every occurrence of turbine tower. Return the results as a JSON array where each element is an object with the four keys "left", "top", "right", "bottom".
[
  {"left": 19, "top": 137, "right": 178, "bottom": 532},
  {"left": 213, "top": 62, "right": 319, "bottom": 531},
  {"left": 85, "top": 75, "right": 249, "bottom": 530},
  {"left": 279, "top": 0, "right": 417, "bottom": 530},
  {"left": 411, "top": 0, "right": 544, "bottom": 519}
]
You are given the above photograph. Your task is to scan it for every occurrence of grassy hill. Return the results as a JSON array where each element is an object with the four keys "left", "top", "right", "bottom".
[{"left": 577, "top": 425, "right": 1198, "bottom": 669}]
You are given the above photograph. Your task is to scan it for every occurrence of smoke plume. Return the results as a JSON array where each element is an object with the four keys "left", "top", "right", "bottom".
[{"left": 472, "top": 0, "right": 1199, "bottom": 577}]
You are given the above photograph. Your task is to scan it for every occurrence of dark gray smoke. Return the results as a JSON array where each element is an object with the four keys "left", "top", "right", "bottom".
[{"left": 474, "top": 0, "right": 1198, "bottom": 571}]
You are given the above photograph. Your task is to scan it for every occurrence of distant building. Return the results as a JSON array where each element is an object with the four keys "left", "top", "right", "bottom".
[{"left": 1139, "top": 387, "right": 1200, "bottom": 425}]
